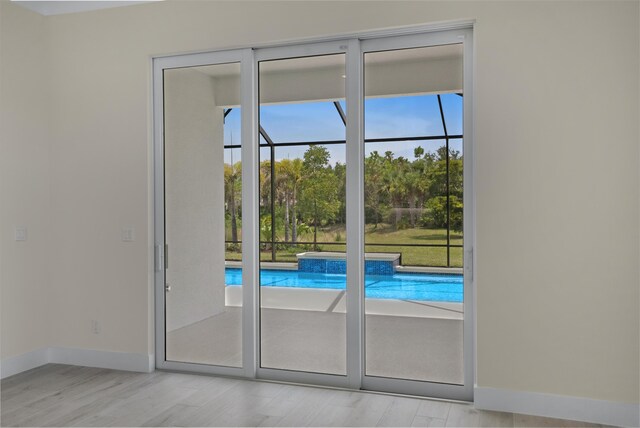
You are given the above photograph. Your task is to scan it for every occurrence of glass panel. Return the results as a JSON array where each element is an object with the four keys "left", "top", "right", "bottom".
[
  {"left": 365, "top": 95, "right": 444, "bottom": 139},
  {"left": 259, "top": 53, "right": 346, "bottom": 375},
  {"left": 164, "top": 62, "right": 242, "bottom": 367},
  {"left": 260, "top": 102, "right": 346, "bottom": 143},
  {"left": 449, "top": 246, "right": 463, "bottom": 268},
  {"left": 364, "top": 44, "right": 464, "bottom": 384},
  {"left": 224, "top": 108, "right": 241, "bottom": 145},
  {"left": 365, "top": 245, "right": 448, "bottom": 268},
  {"left": 364, "top": 139, "right": 449, "bottom": 267},
  {"left": 259, "top": 146, "right": 274, "bottom": 262},
  {"left": 449, "top": 138, "right": 464, "bottom": 254},
  {"left": 440, "top": 93, "right": 463, "bottom": 136}
]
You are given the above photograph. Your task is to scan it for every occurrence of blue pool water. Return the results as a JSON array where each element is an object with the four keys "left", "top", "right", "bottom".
[{"left": 225, "top": 268, "right": 462, "bottom": 302}]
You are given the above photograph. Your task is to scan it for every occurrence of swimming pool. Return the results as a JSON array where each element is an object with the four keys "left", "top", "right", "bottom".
[{"left": 225, "top": 268, "right": 463, "bottom": 302}]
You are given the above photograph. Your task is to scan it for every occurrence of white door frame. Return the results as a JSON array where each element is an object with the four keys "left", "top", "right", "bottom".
[{"left": 153, "top": 23, "right": 475, "bottom": 401}]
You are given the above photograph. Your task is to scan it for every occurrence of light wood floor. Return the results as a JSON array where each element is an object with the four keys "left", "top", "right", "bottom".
[{"left": 1, "top": 364, "right": 602, "bottom": 427}]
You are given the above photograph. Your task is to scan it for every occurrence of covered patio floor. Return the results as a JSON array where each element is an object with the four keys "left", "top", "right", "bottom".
[{"left": 167, "top": 289, "right": 463, "bottom": 385}]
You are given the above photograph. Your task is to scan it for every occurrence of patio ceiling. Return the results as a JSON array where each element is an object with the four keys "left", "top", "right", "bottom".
[{"left": 191, "top": 44, "right": 463, "bottom": 107}]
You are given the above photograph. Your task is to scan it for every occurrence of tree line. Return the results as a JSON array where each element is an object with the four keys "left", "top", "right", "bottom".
[{"left": 224, "top": 145, "right": 463, "bottom": 246}]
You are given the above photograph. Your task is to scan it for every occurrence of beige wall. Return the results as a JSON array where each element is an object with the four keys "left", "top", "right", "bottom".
[
  {"left": 1, "top": 0, "right": 638, "bottom": 405},
  {"left": 0, "top": 2, "right": 52, "bottom": 359}
]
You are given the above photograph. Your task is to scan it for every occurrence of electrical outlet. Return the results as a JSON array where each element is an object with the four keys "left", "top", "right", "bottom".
[
  {"left": 14, "top": 226, "right": 27, "bottom": 241},
  {"left": 91, "top": 320, "right": 101, "bottom": 334},
  {"left": 121, "top": 226, "right": 135, "bottom": 242}
]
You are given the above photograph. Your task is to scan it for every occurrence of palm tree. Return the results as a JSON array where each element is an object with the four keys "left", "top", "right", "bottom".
[
  {"left": 277, "top": 158, "right": 303, "bottom": 243},
  {"left": 384, "top": 152, "right": 408, "bottom": 230},
  {"left": 224, "top": 159, "right": 241, "bottom": 243},
  {"left": 365, "top": 151, "right": 385, "bottom": 228}
]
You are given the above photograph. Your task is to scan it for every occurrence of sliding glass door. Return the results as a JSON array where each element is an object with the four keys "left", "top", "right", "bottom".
[
  {"left": 154, "top": 27, "right": 473, "bottom": 400},
  {"left": 361, "top": 40, "right": 470, "bottom": 397},
  {"left": 163, "top": 61, "right": 243, "bottom": 368},
  {"left": 257, "top": 52, "right": 347, "bottom": 376},
  {"left": 154, "top": 50, "right": 251, "bottom": 378}
]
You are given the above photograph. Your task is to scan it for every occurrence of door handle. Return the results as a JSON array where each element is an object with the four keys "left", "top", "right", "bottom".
[
  {"left": 165, "top": 283, "right": 171, "bottom": 292},
  {"left": 155, "top": 244, "right": 169, "bottom": 272}
]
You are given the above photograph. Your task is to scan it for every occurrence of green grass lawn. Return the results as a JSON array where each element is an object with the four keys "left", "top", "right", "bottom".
[{"left": 226, "top": 223, "right": 463, "bottom": 267}]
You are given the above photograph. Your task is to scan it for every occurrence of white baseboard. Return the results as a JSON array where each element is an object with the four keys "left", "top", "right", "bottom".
[
  {"left": 1, "top": 347, "right": 154, "bottom": 379},
  {"left": 49, "top": 348, "right": 154, "bottom": 373},
  {"left": 0, "top": 348, "right": 50, "bottom": 379},
  {"left": 475, "top": 386, "right": 640, "bottom": 427}
]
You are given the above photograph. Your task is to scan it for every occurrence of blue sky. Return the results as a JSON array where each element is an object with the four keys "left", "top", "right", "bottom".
[{"left": 223, "top": 94, "right": 462, "bottom": 165}]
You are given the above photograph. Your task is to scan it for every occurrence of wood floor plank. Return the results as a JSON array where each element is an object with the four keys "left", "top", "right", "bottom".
[
  {"left": 416, "top": 398, "right": 452, "bottom": 420},
  {"left": 97, "top": 383, "right": 200, "bottom": 427},
  {"left": 273, "top": 387, "right": 334, "bottom": 426},
  {"left": 19, "top": 369, "right": 130, "bottom": 411},
  {"left": 307, "top": 404, "right": 355, "bottom": 427},
  {"left": 69, "top": 414, "right": 118, "bottom": 427},
  {"left": 1, "top": 364, "right": 67, "bottom": 390},
  {"left": 377, "top": 396, "right": 422, "bottom": 427},
  {"left": 178, "top": 375, "right": 240, "bottom": 407},
  {"left": 342, "top": 393, "right": 395, "bottom": 426},
  {"left": 513, "top": 413, "right": 602, "bottom": 427},
  {"left": 15, "top": 394, "right": 124, "bottom": 427},
  {"left": 1, "top": 384, "right": 52, "bottom": 414},
  {"left": 168, "top": 382, "right": 277, "bottom": 427},
  {"left": 478, "top": 410, "right": 515, "bottom": 427},
  {"left": 445, "top": 402, "right": 480, "bottom": 427},
  {"left": 309, "top": 391, "right": 393, "bottom": 427},
  {"left": 140, "top": 403, "right": 202, "bottom": 427},
  {"left": 412, "top": 415, "right": 447, "bottom": 427},
  {"left": 1, "top": 400, "right": 48, "bottom": 427}
]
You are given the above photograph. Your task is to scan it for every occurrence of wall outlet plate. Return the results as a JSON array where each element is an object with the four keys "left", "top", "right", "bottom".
[
  {"left": 121, "top": 227, "right": 135, "bottom": 242},
  {"left": 91, "top": 320, "right": 101, "bottom": 334},
  {"left": 14, "top": 226, "right": 27, "bottom": 241}
]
